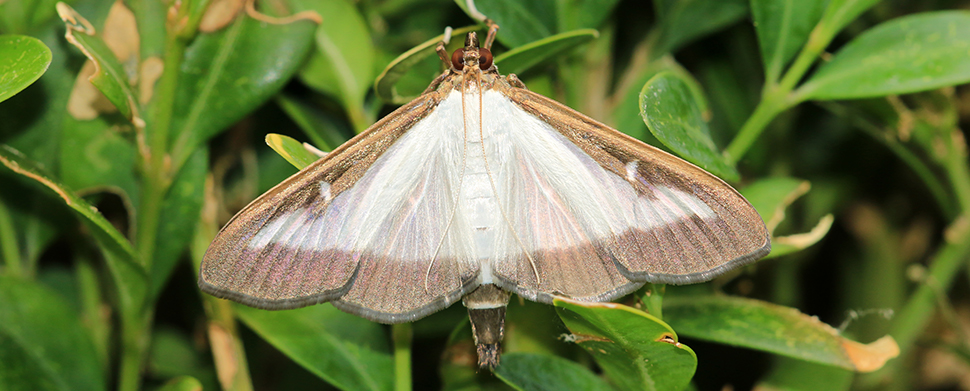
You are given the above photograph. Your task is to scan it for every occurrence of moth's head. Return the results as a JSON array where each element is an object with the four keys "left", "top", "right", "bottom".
[{"left": 451, "top": 32, "right": 493, "bottom": 72}]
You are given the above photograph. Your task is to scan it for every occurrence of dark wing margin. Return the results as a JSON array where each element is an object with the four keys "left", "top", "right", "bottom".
[
  {"left": 199, "top": 92, "right": 478, "bottom": 322},
  {"left": 505, "top": 87, "right": 771, "bottom": 288}
]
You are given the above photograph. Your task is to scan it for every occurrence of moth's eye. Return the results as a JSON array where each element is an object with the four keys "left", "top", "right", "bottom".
[
  {"left": 451, "top": 49, "right": 464, "bottom": 70},
  {"left": 479, "top": 48, "right": 493, "bottom": 70}
]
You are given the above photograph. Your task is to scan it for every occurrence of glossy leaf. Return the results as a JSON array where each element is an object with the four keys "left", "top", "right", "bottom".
[
  {"left": 664, "top": 295, "right": 900, "bottom": 372},
  {"left": 150, "top": 149, "right": 208, "bottom": 299},
  {"left": 276, "top": 94, "right": 352, "bottom": 151},
  {"left": 741, "top": 177, "right": 834, "bottom": 258},
  {"left": 494, "top": 29, "right": 598, "bottom": 75},
  {"left": 750, "top": 0, "right": 827, "bottom": 80},
  {"left": 266, "top": 133, "right": 321, "bottom": 170},
  {"left": 653, "top": 0, "right": 748, "bottom": 56},
  {"left": 555, "top": 298, "right": 697, "bottom": 391},
  {"left": 0, "top": 19, "right": 82, "bottom": 168},
  {"left": 374, "top": 25, "right": 479, "bottom": 105},
  {"left": 0, "top": 145, "right": 147, "bottom": 312},
  {"left": 639, "top": 72, "right": 739, "bottom": 181},
  {"left": 57, "top": 3, "right": 141, "bottom": 125},
  {"left": 454, "top": 0, "right": 555, "bottom": 47},
  {"left": 495, "top": 352, "right": 612, "bottom": 391},
  {"left": 614, "top": 57, "right": 709, "bottom": 143},
  {"left": 169, "top": 11, "right": 317, "bottom": 170},
  {"left": 235, "top": 304, "right": 393, "bottom": 391},
  {"left": 0, "top": 275, "right": 106, "bottom": 391},
  {"left": 801, "top": 11, "right": 970, "bottom": 100},
  {"left": 294, "top": 0, "right": 374, "bottom": 112},
  {"left": 0, "top": 35, "right": 52, "bottom": 104}
]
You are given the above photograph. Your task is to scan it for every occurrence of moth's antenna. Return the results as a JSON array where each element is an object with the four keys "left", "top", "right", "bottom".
[
  {"left": 465, "top": 0, "right": 487, "bottom": 23},
  {"left": 426, "top": 56, "right": 472, "bottom": 293}
]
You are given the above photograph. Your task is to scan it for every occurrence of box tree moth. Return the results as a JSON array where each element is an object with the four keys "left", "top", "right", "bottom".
[{"left": 199, "top": 23, "right": 770, "bottom": 369}]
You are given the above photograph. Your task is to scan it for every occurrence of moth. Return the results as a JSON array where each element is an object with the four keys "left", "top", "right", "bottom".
[{"left": 199, "top": 24, "right": 770, "bottom": 369}]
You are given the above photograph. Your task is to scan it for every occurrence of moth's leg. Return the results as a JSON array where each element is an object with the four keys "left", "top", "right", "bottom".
[
  {"left": 507, "top": 74, "right": 527, "bottom": 89},
  {"left": 483, "top": 19, "right": 499, "bottom": 50}
]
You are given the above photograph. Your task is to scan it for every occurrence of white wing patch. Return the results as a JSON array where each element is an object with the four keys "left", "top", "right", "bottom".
[{"left": 476, "top": 90, "right": 716, "bottom": 256}]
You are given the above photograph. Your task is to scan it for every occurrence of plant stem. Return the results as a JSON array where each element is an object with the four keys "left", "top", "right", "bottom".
[
  {"left": 943, "top": 130, "right": 970, "bottom": 213},
  {"left": 117, "top": 312, "right": 152, "bottom": 391},
  {"left": 392, "top": 323, "right": 413, "bottom": 391},
  {"left": 0, "top": 200, "right": 22, "bottom": 277},
  {"left": 888, "top": 226, "right": 970, "bottom": 359},
  {"left": 724, "top": 96, "right": 787, "bottom": 165},
  {"left": 135, "top": 28, "right": 187, "bottom": 267},
  {"left": 724, "top": 17, "right": 837, "bottom": 164}
]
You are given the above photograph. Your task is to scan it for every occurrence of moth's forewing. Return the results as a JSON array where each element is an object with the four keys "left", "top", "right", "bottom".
[{"left": 200, "top": 92, "right": 482, "bottom": 322}]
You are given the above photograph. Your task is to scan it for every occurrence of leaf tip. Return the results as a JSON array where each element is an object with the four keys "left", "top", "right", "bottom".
[{"left": 841, "top": 335, "right": 900, "bottom": 372}]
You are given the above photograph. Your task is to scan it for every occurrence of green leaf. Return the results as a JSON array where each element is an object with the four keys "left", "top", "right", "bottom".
[
  {"left": 150, "top": 148, "right": 207, "bottom": 299},
  {"left": 815, "top": 0, "right": 881, "bottom": 40},
  {"left": 56, "top": 3, "right": 141, "bottom": 126},
  {"left": 614, "top": 57, "right": 709, "bottom": 143},
  {"left": 0, "top": 19, "right": 80, "bottom": 168},
  {"left": 740, "top": 177, "right": 833, "bottom": 258},
  {"left": 454, "top": 0, "right": 555, "bottom": 47},
  {"left": 494, "top": 352, "right": 613, "bottom": 391},
  {"left": 0, "top": 275, "right": 106, "bottom": 391},
  {"left": 169, "top": 11, "right": 318, "bottom": 170},
  {"left": 374, "top": 25, "right": 479, "bottom": 105},
  {"left": 494, "top": 29, "right": 598, "bottom": 75},
  {"left": 266, "top": 133, "right": 321, "bottom": 170},
  {"left": 801, "top": 11, "right": 970, "bottom": 100},
  {"left": 639, "top": 72, "right": 739, "bottom": 181},
  {"left": 741, "top": 177, "right": 810, "bottom": 233},
  {"left": 124, "top": 0, "right": 166, "bottom": 59},
  {"left": 554, "top": 0, "right": 621, "bottom": 32},
  {"left": 0, "top": 35, "right": 51, "bottom": 104},
  {"left": 555, "top": 298, "right": 697, "bottom": 391},
  {"left": 757, "top": 356, "right": 854, "bottom": 391},
  {"left": 156, "top": 376, "right": 203, "bottom": 391},
  {"left": 59, "top": 116, "right": 139, "bottom": 209},
  {"left": 750, "top": 0, "right": 827, "bottom": 81},
  {"left": 295, "top": 0, "right": 374, "bottom": 112},
  {"left": 664, "top": 295, "right": 900, "bottom": 372},
  {"left": 276, "top": 94, "right": 352, "bottom": 150},
  {"left": 0, "top": 145, "right": 147, "bottom": 313},
  {"left": 235, "top": 304, "right": 393, "bottom": 391},
  {"left": 454, "top": 0, "right": 619, "bottom": 48},
  {"left": 653, "top": 0, "right": 748, "bottom": 56}
]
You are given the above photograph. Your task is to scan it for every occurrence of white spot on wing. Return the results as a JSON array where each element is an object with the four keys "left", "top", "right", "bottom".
[{"left": 320, "top": 181, "right": 333, "bottom": 203}]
